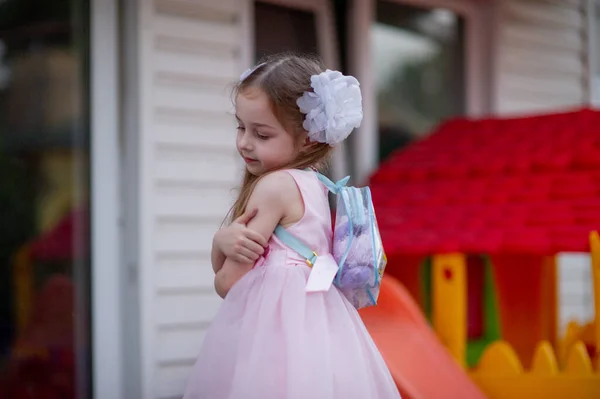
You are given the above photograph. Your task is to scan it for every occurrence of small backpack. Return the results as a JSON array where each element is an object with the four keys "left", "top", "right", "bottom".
[{"left": 274, "top": 171, "right": 387, "bottom": 309}]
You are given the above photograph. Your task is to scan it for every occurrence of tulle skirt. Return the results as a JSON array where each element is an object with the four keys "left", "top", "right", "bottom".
[{"left": 183, "top": 257, "right": 401, "bottom": 399}]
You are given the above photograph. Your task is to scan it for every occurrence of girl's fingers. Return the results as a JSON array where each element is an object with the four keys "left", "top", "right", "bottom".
[
  {"left": 244, "top": 240, "right": 265, "bottom": 256},
  {"left": 245, "top": 230, "right": 268, "bottom": 247},
  {"left": 236, "top": 255, "right": 254, "bottom": 264},
  {"left": 234, "top": 207, "right": 258, "bottom": 225},
  {"left": 238, "top": 247, "right": 259, "bottom": 262}
]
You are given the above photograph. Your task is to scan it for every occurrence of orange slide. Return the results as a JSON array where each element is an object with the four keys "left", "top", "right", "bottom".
[{"left": 359, "top": 276, "right": 487, "bottom": 399}]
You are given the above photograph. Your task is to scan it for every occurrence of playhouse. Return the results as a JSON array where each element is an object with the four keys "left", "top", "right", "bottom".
[
  {"left": 362, "top": 108, "right": 600, "bottom": 398},
  {"left": 0, "top": 208, "right": 86, "bottom": 398}
]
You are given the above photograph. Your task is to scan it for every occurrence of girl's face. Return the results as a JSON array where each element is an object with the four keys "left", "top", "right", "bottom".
[{"left": 235, "top": 87, "right": 305, "bottom": 176}]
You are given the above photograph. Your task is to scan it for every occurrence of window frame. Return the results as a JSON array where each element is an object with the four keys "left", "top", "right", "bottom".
[
  {"left": 240, "top": 0, "right": 349, "bottom": 180},
  {"left": 348, "top": 0, "right": 492, "bottom": 184}
]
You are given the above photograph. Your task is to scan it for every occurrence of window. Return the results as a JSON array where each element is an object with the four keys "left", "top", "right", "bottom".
[
  {"left": 0, "top": 0, "right": 91, "bottom": 397},
  {"left": 348, "top": 0, "right": 484, "bottom": 183},
  {"left": 254, "top": 2, "right": 319, "bottom": 61},
  {"left": 373, "top": 2, "right": 466, "bottom": 162}
]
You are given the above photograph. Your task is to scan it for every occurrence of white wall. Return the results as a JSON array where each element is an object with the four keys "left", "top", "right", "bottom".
[
  {"left": 125, "top": 1, "right": 597, "bottom": 397},
  {"left": 134, "top": 0, "right": 243, "bottom": 397},
  {"left": 492, "top": 0, "right": 588, "bottom": 115},
  {"left": 557, "top": 253, "right": 595, "bottom": 336},
  {"left": 590, "top": 0, "right": 600, "bottom": 106}
]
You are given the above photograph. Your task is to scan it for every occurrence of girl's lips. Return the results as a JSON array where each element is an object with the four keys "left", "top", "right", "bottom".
[{"left": 244, "top": 157, "right": 257, "bottom": 163}]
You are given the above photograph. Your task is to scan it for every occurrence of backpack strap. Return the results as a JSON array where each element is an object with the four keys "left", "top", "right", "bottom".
[
  {"left": 274, "top": 225, "right": 319, "bottom": 267},
  {"left": 314, "top": 172, "right": 350, "bottom": 194},
  {"left": 273, "top": 171, "right": 349, "bottom": 267}
]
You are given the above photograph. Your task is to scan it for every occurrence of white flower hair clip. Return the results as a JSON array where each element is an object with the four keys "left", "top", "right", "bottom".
[
  {"left": 240, "top": 62, "right": 266, "bottom": 82},
  {"left": 296, "top": 69, "right": 363, "bottom": 146}
]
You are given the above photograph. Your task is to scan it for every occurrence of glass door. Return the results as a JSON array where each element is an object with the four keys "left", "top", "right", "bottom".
[
  {"left": 0, "top": 0, "right": 91, "bottom": 397},
  {"left": 373, "top": 1, "right": 466, "bottom": 162}
]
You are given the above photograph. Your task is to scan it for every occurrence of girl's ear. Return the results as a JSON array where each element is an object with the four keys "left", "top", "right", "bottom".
[
  {"left": 300, "top": 135, "right": 318, "bottom": 153},
  {"left": 296, "top": 132, "right": 311, "bottom": 151}
]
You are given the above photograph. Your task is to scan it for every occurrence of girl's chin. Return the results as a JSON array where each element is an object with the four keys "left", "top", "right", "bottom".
[
  {"left": 245, "top": 163, "right": 288, "bottom": 176},
  {"left": 245, "top": 163, "right": 263, "bottom": 176}
]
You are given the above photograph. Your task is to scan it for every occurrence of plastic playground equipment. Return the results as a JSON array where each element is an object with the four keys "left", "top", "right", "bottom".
[{"left": 362, "top": 109, "right": 600, "bottom": 398}]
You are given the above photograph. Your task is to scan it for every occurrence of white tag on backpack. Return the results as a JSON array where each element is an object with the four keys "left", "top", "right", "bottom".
[{"left": 305, "top": 255, "right": 339, "bottom": 292}]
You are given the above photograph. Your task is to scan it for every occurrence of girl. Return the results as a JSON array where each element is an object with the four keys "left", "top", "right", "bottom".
[{"left": 183, "top": 53, "right": 401, "bottom": 399}]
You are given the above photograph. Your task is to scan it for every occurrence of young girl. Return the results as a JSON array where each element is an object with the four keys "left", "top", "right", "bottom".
[{"left": 183, "top": 53, "right": 401, "bottom": 399}]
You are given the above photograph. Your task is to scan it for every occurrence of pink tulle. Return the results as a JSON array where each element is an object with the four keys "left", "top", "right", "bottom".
[{"left": 183, "top": 170, "right": 400, "bottom": 399}]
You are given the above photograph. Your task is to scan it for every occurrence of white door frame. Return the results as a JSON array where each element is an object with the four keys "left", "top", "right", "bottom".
[
  {"left": 348, "top": 0, "right": 492, "bottom": 184},
  {"left": 241, "top": 0, "right": 349, "bottom": 180},
  {"left": 91, "top": 0, "right": 125, "bottom": 398}
]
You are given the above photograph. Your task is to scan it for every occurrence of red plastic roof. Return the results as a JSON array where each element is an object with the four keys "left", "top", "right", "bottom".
[
  {"left": 30, "top": 207, "right": 89, "bottom": 261},
  {"left": 370, "top": 108, "right": 600, "bottom": 256}
]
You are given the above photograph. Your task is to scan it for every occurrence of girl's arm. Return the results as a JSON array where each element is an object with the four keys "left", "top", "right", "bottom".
[
  {"left": 211, "top": 208, "right": 266, "bottom": 273},
  {"left": 215, "top": 171, "right": 302, "bottom": 298},
  {"left": 211, "top": 238, "right": 227, "bottom": 274}
]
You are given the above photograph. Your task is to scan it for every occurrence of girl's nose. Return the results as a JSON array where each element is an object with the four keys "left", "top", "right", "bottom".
[{"left": 238, "top": 131, "right": 252, "bottom": 151}]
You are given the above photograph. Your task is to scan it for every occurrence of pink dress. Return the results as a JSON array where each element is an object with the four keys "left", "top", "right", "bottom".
[{"left": 183, "top": 169, "right": 401, "bottom": 399}]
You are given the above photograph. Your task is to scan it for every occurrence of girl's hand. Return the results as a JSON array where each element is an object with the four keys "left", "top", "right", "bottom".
[
  {"left": 214, "top": 171, "right": 299, "bottom": 297},
  {"left": 215, "top": 208, "right": 268, "bottom": 264}
]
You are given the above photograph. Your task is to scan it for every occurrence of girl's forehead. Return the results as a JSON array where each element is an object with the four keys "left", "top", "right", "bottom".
[
  {"left": 236, "top": 88, "right": 278, "bottom": 123},
  {"left": 236, "top": 88, "right": 268, "bottom": 110}
]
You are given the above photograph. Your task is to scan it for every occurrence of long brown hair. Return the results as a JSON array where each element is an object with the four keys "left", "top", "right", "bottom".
[{"left": 228, "top": 53, "right": 334, "bottom": 223}]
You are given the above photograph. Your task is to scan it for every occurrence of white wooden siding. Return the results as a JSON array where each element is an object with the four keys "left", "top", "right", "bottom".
[
  {"left": 557, "top": 253, "right": 595, "bottom": 336},
  {"left": 493, "top": 0, "right": 588, "bottom": 115},
  {"left": 137, "top": 0, "right": 242, "bottom": 397},
  {"left": 591, "top": 0, "right": 600, "bottom": 106}
]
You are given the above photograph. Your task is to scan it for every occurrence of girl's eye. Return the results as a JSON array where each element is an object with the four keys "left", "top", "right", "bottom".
[
  {"left": 237, "top": 125, "right": 245, "bottom": 131},
  {"left": 256, "top": 133, "right": 269, "bottom": 140}
]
